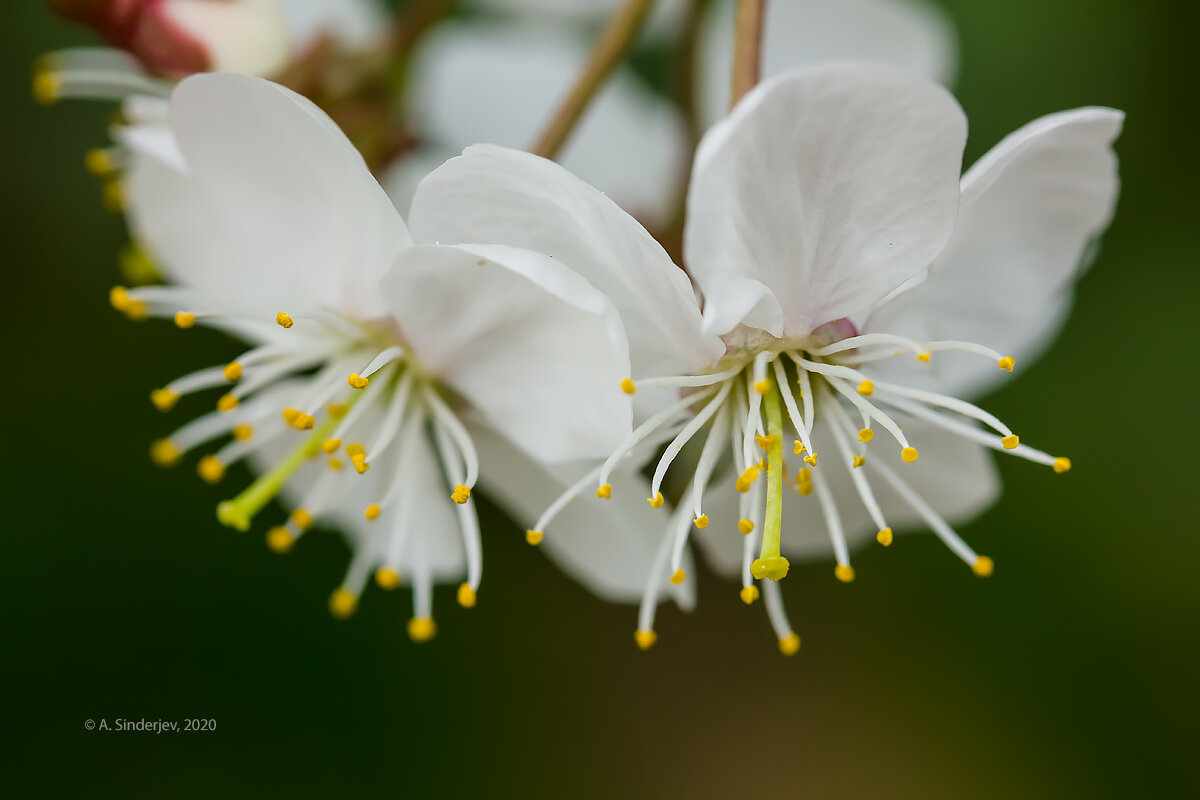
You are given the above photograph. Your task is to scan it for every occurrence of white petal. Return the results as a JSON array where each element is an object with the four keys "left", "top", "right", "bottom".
[
  {"left": 694, "top": 417, "right": 998, "bottom": 575},
  {"left": 699, "top": 0, "right": 958, "bottom": 126},
  {"left": 277, "top": 0, "right": 387, "bottom": 51},
  {"left": 380, "top": 244, "right": 632, "bottom": 463},
  {"left": 409, "top": 21, "right": 688, "bottom": 226},
  {"left": 162, "top": 73, "right": 410, "bottom": 316},
  {"left": 865, "top": 108, "right": 1123, "bottom": 398},
  {"left": 408, "top": 144, "right": 723, "bottom": 377},
  {"left": 162, "top": 0, "right": 291, "bottom": 76},
  {"left": 685, "top": 64, "right": 966, "bottom": 338},
  {"left": 470, "top": 425, "right": 693, "bottom": 607}
]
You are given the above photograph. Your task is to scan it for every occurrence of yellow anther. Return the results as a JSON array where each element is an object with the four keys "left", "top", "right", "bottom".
[
  {"left": 321, "top": 438, "right": 341, "bottom": 454},
  {"left": 407, "top": 617, "right": 437, "bottom": 643},
  {"left": 901, "top": 447, "right": 919, "bottom": 463},
  {"left": 1002, "top": 434, "right": 1019, "bottom": 450},
  {"left": 265, "top": 526, "right": 295, "bottom": 554},
  {"left": 693, "top": 514, "right": 709, "bottom": 530},
  {"left": 275, "top": 311, "right": 293, "bottom": 329},
  {"left": 803, "top": 452, "right": 818, "bottom": 467},
  {"left": 173, "top": 311, "right": 195, "bottom": 329},
  {"left": 231, "top": 424, "right": 253, "bottom": 441},
  {"left": 375, "top": 568, "right": 401, "bottom": 589},
  {"left": 972, "top": 556, "right": 995, "bottom": 577},
  {"left": 197, "top": 455, "right": 225, "bottom": 484},
  {"left": 216, "top": 394, "right": 239, "bottom": 413},
  {"left": 351, "top": 452, "right": 369, "bottom": 474},
  {"left": 738, "top": 519, "right": 755, "bottom": 535},
  {"left": 328, "top": 587, "right": 358, "bottom": 619},
  {"left": 620, "top": 377, "right": 636, "bottom": 394},
  {"left": 858, "top": 428, "right": 874, "bottom": 443},
  {"left": 32, "top": 70, "right": 60, "bottom": 105},
  {"left": 834, "top": 565, "right": 856, "bottom": 583},
  {"left": 998, "top": 356, "right": 1015, "bottom": 372},
  {"left": 102, "top": 180, "right": 125, "bottom": 213},
  {"left": 109, "top": 285, "right": 130, "bottom": 311},
  {"left": 150, "top": 388, "right": 178, "bottom": 412},
  {"left": 750, "top": 556, "right": 791, "bottom": 581},
  {"left": 646, "top": 492, "right": 664, "bottom": 508},
  {"left": 857, "top": 380, "right": 875, "bottom": 396},
  {"left": 281, "top": 408, "right": 300, "bottom": 425},
  {"left": 634, "top": 629, "right": 657, "bottom": 651},
  {"left": 262, "top": 523, "right": 301, "bottom": 556},
  {"left": 451, "top": 484, "right": 471, "bottom": 504},
  {"left": 525, "top": 529, "right": 543, "bottom": 546},
  {"left": 916, "top": 350, "right": 932, "bottom": 363},
  {"left": 596, "top": 483, "right": 612, "bottom": 499},
  {"left": 457, "top": 583, "right": 477, "bottom": 608},
  {"left": 795, "top": 467, "right": 812, "bottom": 484},
  {"left": 735, "top": 466, "right": 760, "bottom": 493},
  {"left": 1053, "top": 457, "right": 1072, "bottom": 474},
  {"left": 345, "top": 443, "right": 365, "bottom": 457},
  {"left": 669, "top": 568, "right": 686, "bottom": 585},
  {"left": 795, "top": 481, "right": 813, "bottom": 496},
  {"left": 876, "top": 528, "right": 894, "bottom": 547},
  {"left": 223, "top": 361, "right": 243, "bottom": 382},
  {"left": 347, "top": 373, "right": 368, "bottom": 389},
  {"left": 740, "top": 585, "right": 759, "bottom": 605},
  {"left": 778, "top": 633, "right": 801, "bottom": 656},
  {"left": 852, "top": 454, "right": 866, "bottom": 469},
  {"left": 85, "top": 148, "right": 115, "bottom": 176},
  {"left": 755, "top": 434, "right": 778, "bottom": 450},
  {"left": 150, "top": 439, "right": 181, "bottom": 467},
  {"left": 793, "top": 440, "right": 805, "bottom": 455},
  {"left": 327, "top": 458, "right": 344, "bottom": 471},
  {"left": 364, "top": 503, "right": 381, "bottom": 521},
  {"left": 291, "top": 508, "right": 313, "bottom": 531},
  {"left": 290, "top": 412, "right": 315, "bottom": 430},
  {"left": 327, "top": 403, "right": 349, "bottom": 419}
]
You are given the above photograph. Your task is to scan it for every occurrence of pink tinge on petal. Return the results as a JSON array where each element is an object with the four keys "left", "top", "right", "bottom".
[
  {"left": 809, "top": 317, "right": 859, "bottom": 348},
  {"left": 51, "top": 0, "right": 211, "bottom": 76}
]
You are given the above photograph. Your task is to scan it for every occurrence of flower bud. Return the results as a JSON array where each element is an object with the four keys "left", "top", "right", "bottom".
[{"left": 50, "top": 0, "right": 290, "bottom": 78}]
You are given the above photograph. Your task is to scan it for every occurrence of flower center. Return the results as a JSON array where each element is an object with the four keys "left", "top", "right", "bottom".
[
  {"left": 530, "top": 319, "right": 1071, "bottom": 652},
  {"left": 115, "top": 284, "right": 482, "bottom": 638}
]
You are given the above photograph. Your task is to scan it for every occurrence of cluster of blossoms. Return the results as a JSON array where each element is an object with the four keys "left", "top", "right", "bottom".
[{"left": 44, "top": 0, "right": 1121, "bottom": 651}]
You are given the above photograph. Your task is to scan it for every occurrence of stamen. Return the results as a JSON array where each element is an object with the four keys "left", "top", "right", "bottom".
[
  {"left": 868, "top": 456, "right": 988, "bottom": 572},
  {"left": 772, "top": 359, "right": 814, "bottom": 456},
  {"left": 691, "top": 403, "right": 732, "bottom": 524},
  {"left": 266, "top": 525, "right": 296, "bottom": 554},
  {"left": 408, "top": 616, "right": 437, "bottom": 643},
  {"left": 358, "top": 345, "right": 405, "bottom": 380},
  {"left": 740, "top": 586, "right": 759, "bottom": 605},
  {"left": 424, "top": 386, "right": 479, "bottom": 491},
  {"left": 636, "top": 499, "right": 688, "bottom": 648},
  {"left": 362, "top": 372, "right": 415, "bottom": 466},
  {"left": 825, "top": 397, "right": 891, "bottom": 537},
  {"left": 872, "top": 380, "right": 1014, "bottom": 438},
  {"left": 811, "top": 462, "right": 852, "bottom": 576},
  {"left": 597, "top": 387, "right": 718, "bottom": 487},
  {"left": 275, "top": 312, "right": 293, "bottom": 329},
  {"left": 874, "top": 393, "right": 1062, "bottom": 469},
  {"left": 620, "top": 377, "right": 636, "bottom": 394},
  {"left": 647, "top": 492, "right": 664, "bottom": 508},
  {"left": 375, "top": 568, "right": 401, "bottom": 589},
  {"left": 761, "top": 579, "right": 800, "bottom": 656},
  {"left": 631, "top": 364, "right": 744, "bottom": 391},
  {"left": 431, "top": 415, "right": 482, "bottom": 594},
  {"left": 649, "top": 381, "right": 732, "bottom": 499},
  {"left": 174, "top": 312, "right": 195, "bottom": 329}
]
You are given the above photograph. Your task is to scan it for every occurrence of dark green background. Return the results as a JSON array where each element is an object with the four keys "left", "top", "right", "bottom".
[{"left": 3, "top": 1, "right": 1196, "bottom": 796}]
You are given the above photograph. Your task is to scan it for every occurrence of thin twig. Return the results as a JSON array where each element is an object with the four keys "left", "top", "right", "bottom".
[
  {"left": 531, "top": 0, "right": 659, "bottom": 159},
  {"left": 730, "top": 0, "right": 767, "bottom": 108}
]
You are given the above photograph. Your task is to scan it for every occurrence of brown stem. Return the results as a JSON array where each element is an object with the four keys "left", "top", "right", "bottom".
[
  {"left": 730, "top": 0, "right": 767, "bottom": 108},
  {"left": 531, "top": 0, "right": 659, "bottom": 160}
]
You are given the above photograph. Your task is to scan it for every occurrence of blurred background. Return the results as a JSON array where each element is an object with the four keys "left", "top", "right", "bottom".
[{"left": 3, "top": 0, "right": 1197, "bottom": 796}]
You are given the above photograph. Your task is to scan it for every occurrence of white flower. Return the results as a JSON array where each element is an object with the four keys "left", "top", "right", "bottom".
[
  {"left": 400, "top": 63, "right": 1123, "bottom": 652},
  {"left": 385, "top": 0, "right": 957, "bottom": 226},
  {"left": 113, "top": 72, "right": 681, "bottom": 637}
]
